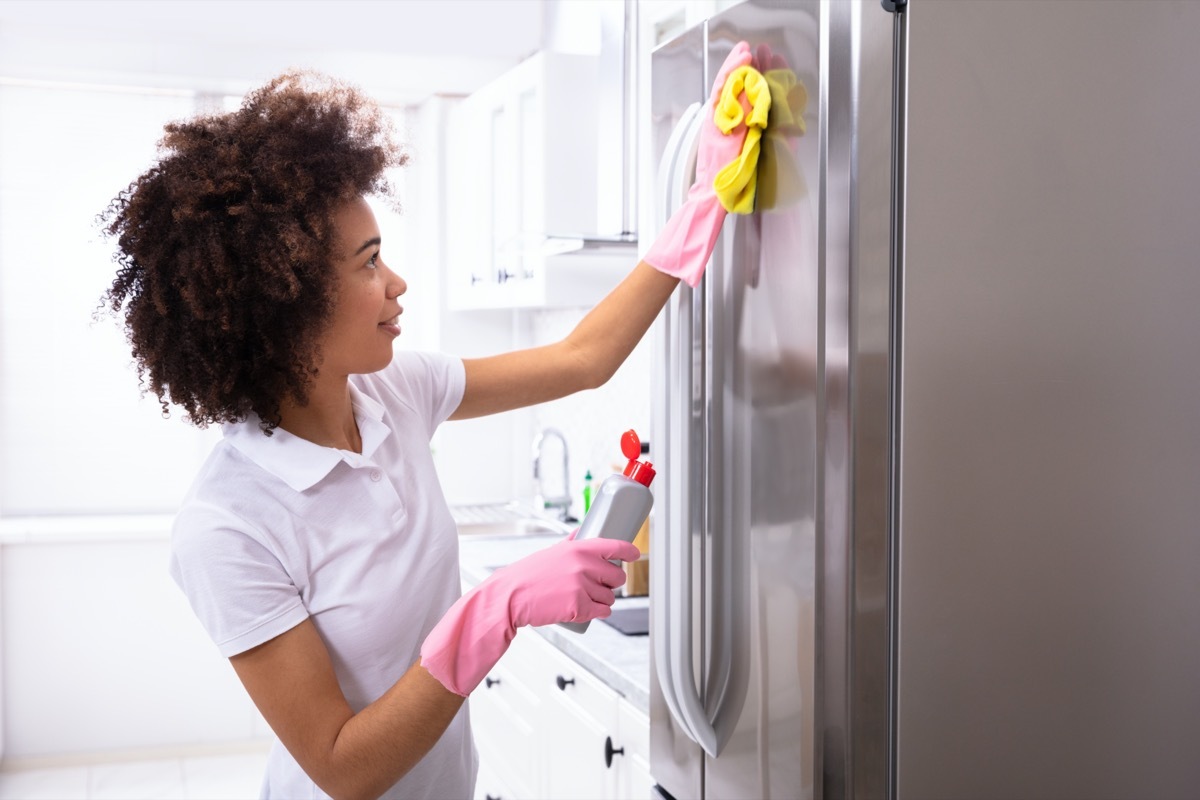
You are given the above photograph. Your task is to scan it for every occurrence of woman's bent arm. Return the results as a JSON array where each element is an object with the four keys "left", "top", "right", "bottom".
[
  {"left": 450, "top": 261, "right": 680, "bottom": 420},
  {"left": 230, "top": 619, "right": 464, "bottom": 800}
]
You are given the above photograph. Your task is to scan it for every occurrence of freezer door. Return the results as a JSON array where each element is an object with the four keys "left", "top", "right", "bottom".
[{"left": 895, "top": 2, "right": 1200, "bottom": 798}]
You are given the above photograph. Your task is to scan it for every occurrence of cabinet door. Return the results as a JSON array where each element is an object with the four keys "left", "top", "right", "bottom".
[
  {"left": 446, "top": 92, "right": 492, "bottom": 303},
  {"left": 471, "top": 656, "right": 541, "bottom": 797},
  {"left": 541, "top": 688, "right": 618, "bottom": 799},
  {"left": 535, "top": 646, "right": 620, "bottom": 799},
  {"left": 613, "top": 700, "right": 652, "bottom": 800},
  {"left": 474, "top": 756, "right": 520, "bottom": 800}
]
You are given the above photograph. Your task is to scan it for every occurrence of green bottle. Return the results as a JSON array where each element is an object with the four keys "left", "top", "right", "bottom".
[{"left": 582, "top": 470, "right": 594, "bottom": 513}]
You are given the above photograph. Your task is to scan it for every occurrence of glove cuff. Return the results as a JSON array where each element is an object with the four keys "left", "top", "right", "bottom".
[
  {"left": 419, "top": 578, "right": 517, "bottom": 697},
  {"left": 642, "top": 194, "right": 728, "bottom": 288}
]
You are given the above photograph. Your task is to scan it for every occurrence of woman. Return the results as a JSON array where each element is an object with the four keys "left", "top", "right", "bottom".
[{"left": 102, "top": 44, "right": 753, "bottom": 800}]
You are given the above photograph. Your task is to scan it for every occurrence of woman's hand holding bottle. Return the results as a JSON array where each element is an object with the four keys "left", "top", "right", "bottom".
[{"left": 420, "top": 536, "right": 640, "bottom": 696}]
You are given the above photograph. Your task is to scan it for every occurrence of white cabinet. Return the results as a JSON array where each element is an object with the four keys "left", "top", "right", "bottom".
[
  {"left": 471, "top": 630, "right": 651, "bottom": 800},
  {"left": 637, "top": 0, "right": 732, "bottom": 52},
  {"left": 446, "top": 52, "right": 633, "bottom": 310},
  {"left": 470, "top": 633, "right": 543, "bottom": 799},
  {"left": 538, "top": 645, "right": 620, "bottom": 800},
  {"left": 614, "top": 701, "right": 652, "bottom": 800}
]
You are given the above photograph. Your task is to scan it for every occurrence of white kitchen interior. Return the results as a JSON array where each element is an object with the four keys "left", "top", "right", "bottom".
[
  {"left": 0, "top": 1, "right": 737, "bottom": 798},
  {"left": 8, "top": 1, "right": 1200, "bottom": 799}
]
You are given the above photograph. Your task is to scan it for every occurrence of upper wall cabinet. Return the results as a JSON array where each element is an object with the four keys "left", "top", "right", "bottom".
[{"left": 446, "top": 52, "right": 636, "bottom": 310}]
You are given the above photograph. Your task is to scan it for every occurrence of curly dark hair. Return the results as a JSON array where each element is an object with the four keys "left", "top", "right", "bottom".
[{"left": 100, "top": 70, "right": 406, "bottom": 432}]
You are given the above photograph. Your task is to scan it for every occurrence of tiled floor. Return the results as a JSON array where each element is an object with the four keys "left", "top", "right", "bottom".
[{"left": 0, "top": 749, "right": 267, "bottom": 800}]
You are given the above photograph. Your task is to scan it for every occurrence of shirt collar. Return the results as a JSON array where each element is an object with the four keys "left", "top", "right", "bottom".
[{"left": 224, "top": 383, "right": 390, "bottom": 493}]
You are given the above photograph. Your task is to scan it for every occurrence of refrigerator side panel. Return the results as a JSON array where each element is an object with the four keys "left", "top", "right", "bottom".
[{"left": 896, "top": 2, "right": 1200, "bottom": 798}]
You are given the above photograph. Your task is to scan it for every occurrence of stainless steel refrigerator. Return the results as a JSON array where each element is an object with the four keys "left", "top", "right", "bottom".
[{"left": 646, "top": 1, "right": 1200, "bottom": 798}]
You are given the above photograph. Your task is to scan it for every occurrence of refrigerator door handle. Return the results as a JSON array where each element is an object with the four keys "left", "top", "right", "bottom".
[
  {"left": 655, "top": 101, "right": 703, "bottom": 231},
  {"left": 653, "top": 101, "right": 724, "bottom": 758},
  {"left": 653, "top": 100, "right": 703, "bottom": 746},
  {"left": 702, "top": 212, "right": 743, "bottom": 755}
]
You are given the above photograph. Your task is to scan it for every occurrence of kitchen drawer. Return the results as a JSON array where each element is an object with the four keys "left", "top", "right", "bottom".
[
  {"left": 472, "top": 657, "right": 541, "bottom": 798},
  {"left": 473, "top": 623, "right": 641, "bottom": 799},
  {"left": 497, "top": 628, "right": 546, "bottom": 688},
  {"left": 474, "top": 755, "right": 521, "bottom": 800},
  {"left": 526, "top": 632, "right": 619, "bottom": 729}
]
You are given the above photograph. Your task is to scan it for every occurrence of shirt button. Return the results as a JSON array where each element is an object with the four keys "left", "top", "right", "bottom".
[{"left": 369, "top": 470, "right": 382, "bottom": 482}]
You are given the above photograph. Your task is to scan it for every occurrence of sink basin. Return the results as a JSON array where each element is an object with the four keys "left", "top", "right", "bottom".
[
  {"left": 451, "top": 502, "right": 574, "bottom": 538},
  {"left": 458, "top": 519, "right": 571, "bottom": 539}
]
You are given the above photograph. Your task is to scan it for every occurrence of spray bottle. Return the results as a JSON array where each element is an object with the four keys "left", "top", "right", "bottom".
[{"left": 560, "top": 429, "right": 656, "bottom": 634}]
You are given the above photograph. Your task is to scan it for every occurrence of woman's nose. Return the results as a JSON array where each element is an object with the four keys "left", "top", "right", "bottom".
[{"left": 387, "top": 267, "right": 407, "bottom": 298}]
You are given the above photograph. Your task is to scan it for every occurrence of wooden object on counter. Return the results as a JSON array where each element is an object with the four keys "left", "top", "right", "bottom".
[{"left": 624, "top": 517, "right": 650, "bottom": 596}]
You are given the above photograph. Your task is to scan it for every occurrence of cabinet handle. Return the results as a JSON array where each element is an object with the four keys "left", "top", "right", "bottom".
[
  {"left": 555, "top": 675, "right": 575, "bottom": 691},
  {"left": 486, "top": 795, "right": 501, "bottom": 800},
  {"left": 470, "top": 273, "right": 484, "bottom": 285},
  {"left": 604, "top": 735, "right": 625, "bottom": 768},
  {"left": 485, "top": 676, "right": 500, "bottom": 689}
]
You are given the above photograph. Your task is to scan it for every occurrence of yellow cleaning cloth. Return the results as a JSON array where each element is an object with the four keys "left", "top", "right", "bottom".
[
  {"left": 764, "top": 68, "right": 807, "bottom": 137},
  {"left": 712, "top": 65, "right": 772, "bottom": 214},
  {"left": 756, "top": 68, "right": 809, "bottom": 210}
]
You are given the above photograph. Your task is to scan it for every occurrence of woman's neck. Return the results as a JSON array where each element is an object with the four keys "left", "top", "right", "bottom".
[{"left": 277, "top": 375, "right": 362, "bottom": 453}]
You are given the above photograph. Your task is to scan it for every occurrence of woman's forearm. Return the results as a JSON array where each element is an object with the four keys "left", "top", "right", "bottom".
[
  {"left": 564, "top": 261, "right": 681, "bottom": 389},
  {"left": 452, "top": 261, "right": 680, "bottom": 419},
  {"left": 321, "top": 662, "right": 465, "bottom": 800},
  {"left": 231, "top": 622, "right": 464, "bottom": 800}
]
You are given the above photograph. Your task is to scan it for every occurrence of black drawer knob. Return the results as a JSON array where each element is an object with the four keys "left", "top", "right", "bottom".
[
  {"left": 485, "top": 676, "right": 500, "bottom": 689},
  {"left": 604, "top": 735, "right": 625, "bottom": 768},
  {"left": 556, "top": 675, "right": 576, "bottom": 691}
]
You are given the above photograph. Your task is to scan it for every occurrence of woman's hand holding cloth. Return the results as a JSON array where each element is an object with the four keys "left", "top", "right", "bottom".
[{"left": 642, "top": 40, "right": 770, "bottom": 287}]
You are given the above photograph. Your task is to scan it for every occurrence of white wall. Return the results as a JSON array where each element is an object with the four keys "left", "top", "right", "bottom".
[
  {"left": 0, "top": 84, "right": 221, "bottom": 517},
  {"left": 521, "top": 310, "right": 655, "bottom": 520},
  {"left": 0, "top": 520, "right": 269, "bottom": 762}
]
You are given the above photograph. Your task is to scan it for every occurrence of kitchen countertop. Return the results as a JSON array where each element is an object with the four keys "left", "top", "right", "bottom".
[{"left": 457, "top": 533, "right": 650, "bottom": 713}]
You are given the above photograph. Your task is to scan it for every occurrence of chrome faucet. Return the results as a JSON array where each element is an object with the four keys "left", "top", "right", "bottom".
[{"left": 532, "top": 428, "right": 572, "bottom": 521}]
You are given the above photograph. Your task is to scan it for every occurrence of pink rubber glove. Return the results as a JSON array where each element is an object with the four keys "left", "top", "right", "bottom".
[
  {"left": 643, "top": 41, "right": 754, "bottom": 287},
  {"left": 420, "top": 536, "right": 641, "bottom": 696}
]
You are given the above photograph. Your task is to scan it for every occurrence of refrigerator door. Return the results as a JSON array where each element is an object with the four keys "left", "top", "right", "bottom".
[
  {"left": 650, "top": 1, "right": 825, "bottom": 798},
  {"left": 649, "top": 21, "right": 708, "bottom": 800},
  {"left": 703, "top": 3, "right": 821, "bottom": 799},
  {"left": 895, "top": 2, "right": 1200, "bottom": 798}
]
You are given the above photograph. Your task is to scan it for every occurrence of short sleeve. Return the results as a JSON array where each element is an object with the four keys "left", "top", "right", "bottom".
[
  {"left": 169, "top": 503, "right": 309, "bottom": 658},
  {"left": 368, "top": 350, "right": 466, "bottom": 435}
]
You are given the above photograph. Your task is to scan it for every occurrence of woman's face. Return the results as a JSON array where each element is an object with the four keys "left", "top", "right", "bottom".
[{"left": 318, "top": 196, "right": 406, "bottom": 377}]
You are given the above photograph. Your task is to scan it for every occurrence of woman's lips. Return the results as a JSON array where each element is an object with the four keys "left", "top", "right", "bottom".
[{"left": 378, "top": 314, "right": 401, "bottom": 337}]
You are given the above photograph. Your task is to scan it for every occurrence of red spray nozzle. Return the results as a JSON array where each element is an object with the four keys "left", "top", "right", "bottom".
[{"left": 620, "top": 429, "right": 656, "bottom": 487}]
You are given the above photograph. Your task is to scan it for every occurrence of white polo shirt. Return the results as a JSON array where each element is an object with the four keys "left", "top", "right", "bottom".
[{"left": 169, "top": 350, "right": 474, "bottom": 800}]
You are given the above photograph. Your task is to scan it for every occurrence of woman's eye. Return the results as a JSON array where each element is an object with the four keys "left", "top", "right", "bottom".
[{"left": 367, "top": 252, "right": 380, "bottom": 269}]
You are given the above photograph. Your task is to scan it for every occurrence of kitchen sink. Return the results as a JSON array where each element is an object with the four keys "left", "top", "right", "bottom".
[{"left": 450, "top": 502, "right": 575, "bottom": 539}]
